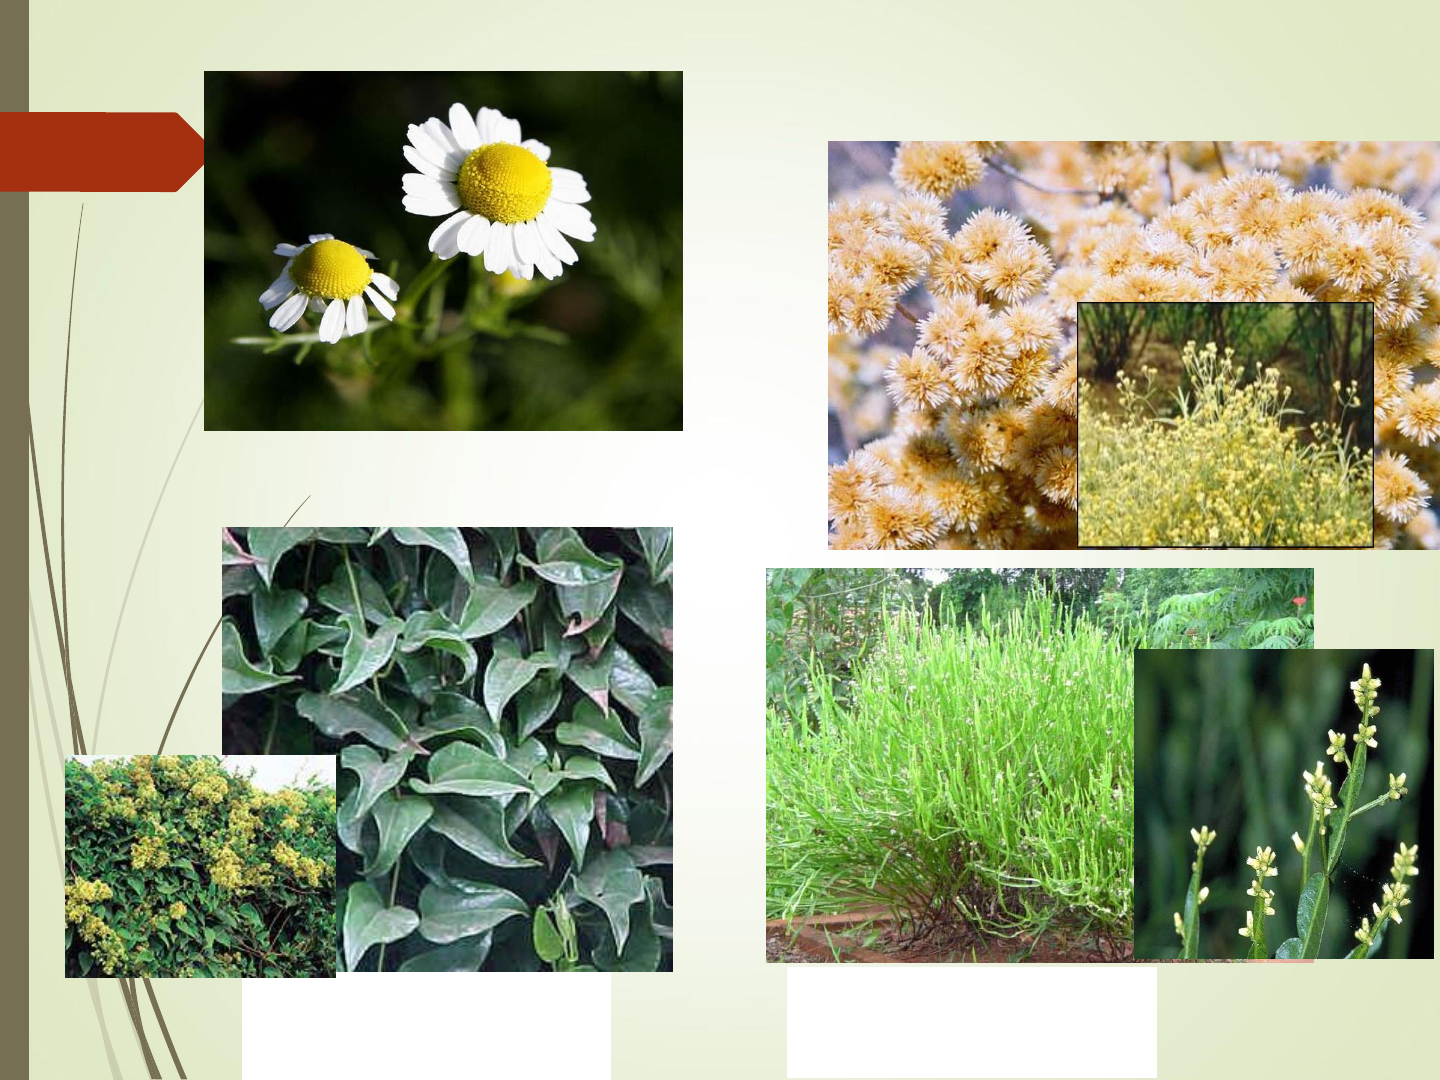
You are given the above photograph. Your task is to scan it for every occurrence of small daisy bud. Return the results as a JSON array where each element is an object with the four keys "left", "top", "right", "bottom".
[
  {"left": 1389, "top": 773, "right": 1408, "bottom": 800},
  {"left": 1173, "top": 912, "right": 1184, "bottom": 939},
  {"left": 1239, "top": 910, "right": 1254, "bottom": 938},
  {"left": 1291, "top": 831, "right": 1305, "bottom": 853},
  {"left": 1198, "top": 886, "right": 1209, "bottom": 904}
]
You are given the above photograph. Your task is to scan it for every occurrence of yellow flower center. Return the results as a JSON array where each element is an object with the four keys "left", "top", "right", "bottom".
[
  {"left": 455, "top": 143, "right": 552, "bottom": 223},
  {"left": 289, "top": 239, "right": 373, "bottom": 299}
]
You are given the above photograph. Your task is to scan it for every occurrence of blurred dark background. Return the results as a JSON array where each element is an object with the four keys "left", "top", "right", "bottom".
[
  {"left": 1134, "top": 649, "right": 1432, "bottom": 959},
  {"left": 205, "top": 71, "right": 682, "bottom": 430}
]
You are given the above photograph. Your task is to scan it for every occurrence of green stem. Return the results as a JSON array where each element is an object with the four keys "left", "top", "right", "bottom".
[
  {"left": 340, "top": 545, "right": 384, "bottom": 702},
  {"left": 395, "top": 255, "right": 455, "bottom": 322},
  {"left": 1301, "top": 813, "right": 1317, "bottom": 882},
  {"left": 262, "top": 695, "right": 281, "bottom": 755},
  {"left": 1347, "top": 793, "right": 1393, "bottom": 820},
  {"left": 376, "top": 861, "right": 401, "bottom": 971}
]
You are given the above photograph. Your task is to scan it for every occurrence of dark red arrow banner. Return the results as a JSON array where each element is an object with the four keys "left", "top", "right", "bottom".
[{"left": 0, "top": 113, "right": 203, "bottom": 192}]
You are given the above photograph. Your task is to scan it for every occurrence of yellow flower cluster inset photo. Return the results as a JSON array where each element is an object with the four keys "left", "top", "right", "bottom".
[{"left": 1078, "top": 302, "right": 1374, "bottom": 548}]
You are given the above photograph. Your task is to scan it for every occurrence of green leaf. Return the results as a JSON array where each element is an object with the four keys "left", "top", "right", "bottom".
[
  {"left": 546, "top": 781, "right": 596, "bottom": 869},
  {"left": 635, "top": 528, "right": 672, "bottom": 583},
  {"left": 516, "top": 673, "right": 563, "bottom": 739},
  {"left": 412, "top": 693, "right": 505, "bottom": 755},
  {"left": 483, "top": 654, "right": 543, "bottom": 723},
  {"left": 427, "top": 797, "right": 539, "bottom": 868},
  {"left": 247, "top": 527, "right": 313, "bottom": 587},
  {"left": 390, "top": 528, "right": 475, "bottom": 586},
  {"left": 1275, "top": 937, "right": 1302, "bottom": 959},
  {"left": 610, "top": 644, "right": 658, "bottom": 714},
  {"left": 518, "top": 529, "right": 623, "bottom": 587},
  {"left": 332, "top": 614, "right": 404, "bottom": 695},
  {"left": 565, "top": 645, "right": 614, "bottom": 711},
  {"left": 409, "top": 742, "right": 532, "bottom": 797},
  {"left": 635, "top": 688, "right": 674, "bottom": 786},
  {"left": 1179, "top": 850, "right": 1204, "bottom": 960},
  {"left": 221, "top": 619, "right": 297, "bottom": 695},
  {"left": 271, "top": 618, "right": 345, "bottom": 673},
  {"left": 532, "top": 908, "right": 564, "bottom": 964},
  {"left": 317, "top": 562, "right": 394, "bottom": 626},
  {"left": 1296, "top": 871, "right": 1330, "bottom": 959},
  {"left": 399, "top": 935, "right": 492, "bottom": 971},
  {"left": 366, "top": 791, "right": 434, "bottom": 877},
  {"left": 252, "top": 587, "right": 308, "bottom": 656},
  {"left": 399, "top": 610, "right": 478, "bottom": 682},
  {"left": 343, "top": 882, "right": 419, "bottom": 972},
  {"left": 574, "top": 848, "right": 645, "bottom": 955},
  {"left": 458, "top": 577, "right": 538, "bottom": 639},
  {"left": 561, "top": 754, "right": 616, "bottom": 791},
  {"left": 619, "top": 569, "right": 673, "bottom": 651},
  {"left": 417, "top": 882, "right": 528, "bottom": 943},
  {"left": 483, "top": 528, "right": 519, "bottom": 576},
  {"left": 592, "top": 892, "right": 662, "bottom": 972},
  {"left": 298, "top": 688, "right": 412, "bottom": 751},
  {"left": 340, "top": 743, "right": 416, "bottom": 821},
  {"left": 556, "top": 698, "right": 641, "bottom": 760}
]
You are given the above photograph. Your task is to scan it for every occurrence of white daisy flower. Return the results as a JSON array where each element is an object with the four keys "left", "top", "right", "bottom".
[
  {"left": 260, "top": 234, "right": 400, "bottom": 344},
  {"left": 401, "top": 104, "right": 595, "bottom": 279}
]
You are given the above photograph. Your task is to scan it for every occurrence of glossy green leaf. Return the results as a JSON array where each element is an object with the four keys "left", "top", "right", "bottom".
[
  {"left": 399, "top": 609, "right": 478, "bottom": 682},
  {"left": 367, "top": 791, "right": 434, "bottom": 877},
  {"left": 1275, "top": 937, "right": 1302, "bottom": 959},
  {"left": 483, "top": 528, "right": 519, "bottom": 576},
  {"left": 546, "top": 781, "right": 596, "bottom": 869},
  {"left": 247, "top": 527, "right": 313, "bottom": 587},
  {"left": 619, "top": 569, "right": 673, "bottom": 650},
  {"left": 427, "top": 797, "right": 539, "bottom": 868},
  {"left": 635, "top": 687, "right": 674, "bottom": 786},
  {"left": 221, "top": 619, "right": 297, "bottom": 695},
  {"left": 409, "top": 741, "right": 532, "bottom": 797},
  {"left": 517, "top": 529, "right": 623, "bottom": 586},
  {"left": 271, "top": 618, "right": 345, "bottom": 673},
  {"left": 635, "top": 528, "right": 672, "bottom": 583},
  {"left": 574, "top": 848, "right": 645, "bottom": 954},
  {"left": 252, "top": 587, "right": 308, "bottom": 656},
  {"left": 566, "top": 645, "right": 614, "bottom": 711},
  {"left": 343, "top": 882, "right": 419, "bottom": 972},
  {"left": 611, "top": 644, "right": 658, "bottom": 714},
  {"left": 458, "top": 577, "right": 538, "bottom": 639},
  {"left": 417, "top": 882, "right": 528, "bottom": 943},
  {"left": 532, "top": 908, "right": 564, "bottom": 963},
  {"left": 317, "top": 562, "right": 394, "bottom": 626},
  {"left": 332, "top": 614, "right": 404, "bottom": 695},
  {"left": 341, "top": 744, "right": 416, "bottom": 821},
  {"left": 517, "top": 673, "right": 564, "bottom": 739},
  {"left": 298, "top": 688, "right": 411, "bottom": 750},
  {"left": 412, "top": 693, "right": 505, "bottom": 756},
  {"left": 1297, "top": 871, "right": 1329, "bottom": 959},
  {"left": 561, "top": 754, "right": 616, "bottom": 791},
  {"left": 399, "top": 935, "right": 492, "bottom": 971},
  {"left": 556, "top": 698, "right": 640, "bottom": 760},
  {"left": 484, "top": 653, "right": 543, "bottom": 723},
  {"left": 390, "top": 528, "right": 475, "bottom": 586},
  {"left": 592, "top": 891, "right": 662, "bottom": 972}
]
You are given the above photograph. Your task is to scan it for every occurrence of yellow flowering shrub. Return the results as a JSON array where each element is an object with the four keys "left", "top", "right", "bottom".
[
  {"left": 828, "top": 141, "right": 1440, "bottom": 548},
  {"left": 64, "top": 755, "right": 336, "bottom": 978},
  {"left": 1081, "top": 341, "right": 1371, "bottom": 546}
]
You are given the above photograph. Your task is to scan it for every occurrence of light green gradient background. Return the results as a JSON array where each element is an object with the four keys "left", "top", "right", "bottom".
[{"left": 27, "top": 0, "right": 1440, "bottom": 1077}]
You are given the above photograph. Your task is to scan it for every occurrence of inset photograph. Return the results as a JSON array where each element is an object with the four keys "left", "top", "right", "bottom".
[
  {"left": 222, "top": 527, "right": 673, "bottom": 972},
  {"left": 204, "top": 72, "right": 681, "bottom": 430},
  {"left": 827, "top": 141, "right": 1440, "bottom": 550},
  {"left": 64, "top": 755, "right": 336, "bottom": 978},
  {"left": 766, "top": 567, "right": 1312, "bottom": 964},
  {"left": 1134, "top": 649, "right": 1432, "bottom": 960},
  {"left": 1078, "top": 301, "right": 1374, "bottom": 547}
]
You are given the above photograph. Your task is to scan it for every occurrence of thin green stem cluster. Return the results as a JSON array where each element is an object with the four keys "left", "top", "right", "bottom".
[{"left": 767, "top": 590, "right": 1134, "bottom": 945}]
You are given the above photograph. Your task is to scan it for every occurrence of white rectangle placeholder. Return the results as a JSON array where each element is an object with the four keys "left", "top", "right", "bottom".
[
  {"left": 243, "top": 974, "right": 610, "bottom": 1077},
  {"left": 786, "top": 965, "right": 1156, "bottom": 1079}
]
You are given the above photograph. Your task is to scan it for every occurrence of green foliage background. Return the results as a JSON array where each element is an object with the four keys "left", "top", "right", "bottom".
[
  {"left": 64, "top": 755, "right": 336, "bottom": 978},
  {"left": 1134, "top": 649, "right": 1433, "bottom": 959},
  {"left": 204, "top": 71, "right": 682, "bottom": 430},
  {"left": 220, "top": 527, "right": 673, "bottom": 971}
]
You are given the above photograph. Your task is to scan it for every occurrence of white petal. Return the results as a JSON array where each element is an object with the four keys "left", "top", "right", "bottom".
[
  {"left": 403, "top": 145, "right": 455, "bottom": 181},
  {"left": 448, "top": 102, "right": 480, "bottom": 150},
  {"left": 535, "top": 214, "right": 578, "bottom": 264},
  {"left": 403, "top": 173, "right": 455, "bottom": 200},
  {"left": 319, "top": 298, "right": 346, "bottom": 343},
  {"left": 273, "top": 242, "right": 302, "bottom": 257},
  {"left": 521, "top": 139, "right": 550, "bottom": 162},
  {"left": 512, "top": 220, "right": 540, "bottom": 267},
  {"left": 269, "top": 292, "right": 308, "bottom": 332},
  {"left": 309, "top": 295, "right": 328, "bottom": 313},
  {"left": 458, "top": 214, "right": 491, "bottom": 257},
  {"left": 259, "top": 272, "right": 295, "bottom": 309},
  {"left": 407, "top": 125, "right": 465, "bottom": 173},
  {"left": 404, "top": 193, "right": 462, "bottom": 217},
  {"left": 494, "top": 116, "right": 521, "bottom": 144},
  {"left": 365, "top": 285, "right": 395, "bottom": 321},
  {"left": 543, "top": 199, "right": 595, "bottom": 242},
  {"left": 428, "top": 210, "right": 471, "bottom": 259},
  {"left": 476, "top": 107, "right": 504, "bottom": 143},
  {"left": 423, "top": 117, "right": 461, "bottom": 154},
  {"left": 346, "top": 295, "right": 368, "bottom": 337},
  {"left": 308, "top": 233, "right": 333, "bottom": 243},
  {"left": 550, "top": 167, "right": 587, "bottom": 189},
  {"left": 532, "top": 235, "right": 562, "bottom": 280},
  {"left": 484, "top": 221, "right": 512, "bottom": 274},
  {"left": 355, "top": 248, "right": 376, "bottom": 260},
  {"left": 371, "top": 272, "right": 401, "bottom": 301}
]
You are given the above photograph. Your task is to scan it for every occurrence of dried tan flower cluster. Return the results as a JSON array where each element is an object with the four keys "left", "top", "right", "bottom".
[{"left": 828, "top": 141, "right": 1440, "bottom": 549}]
